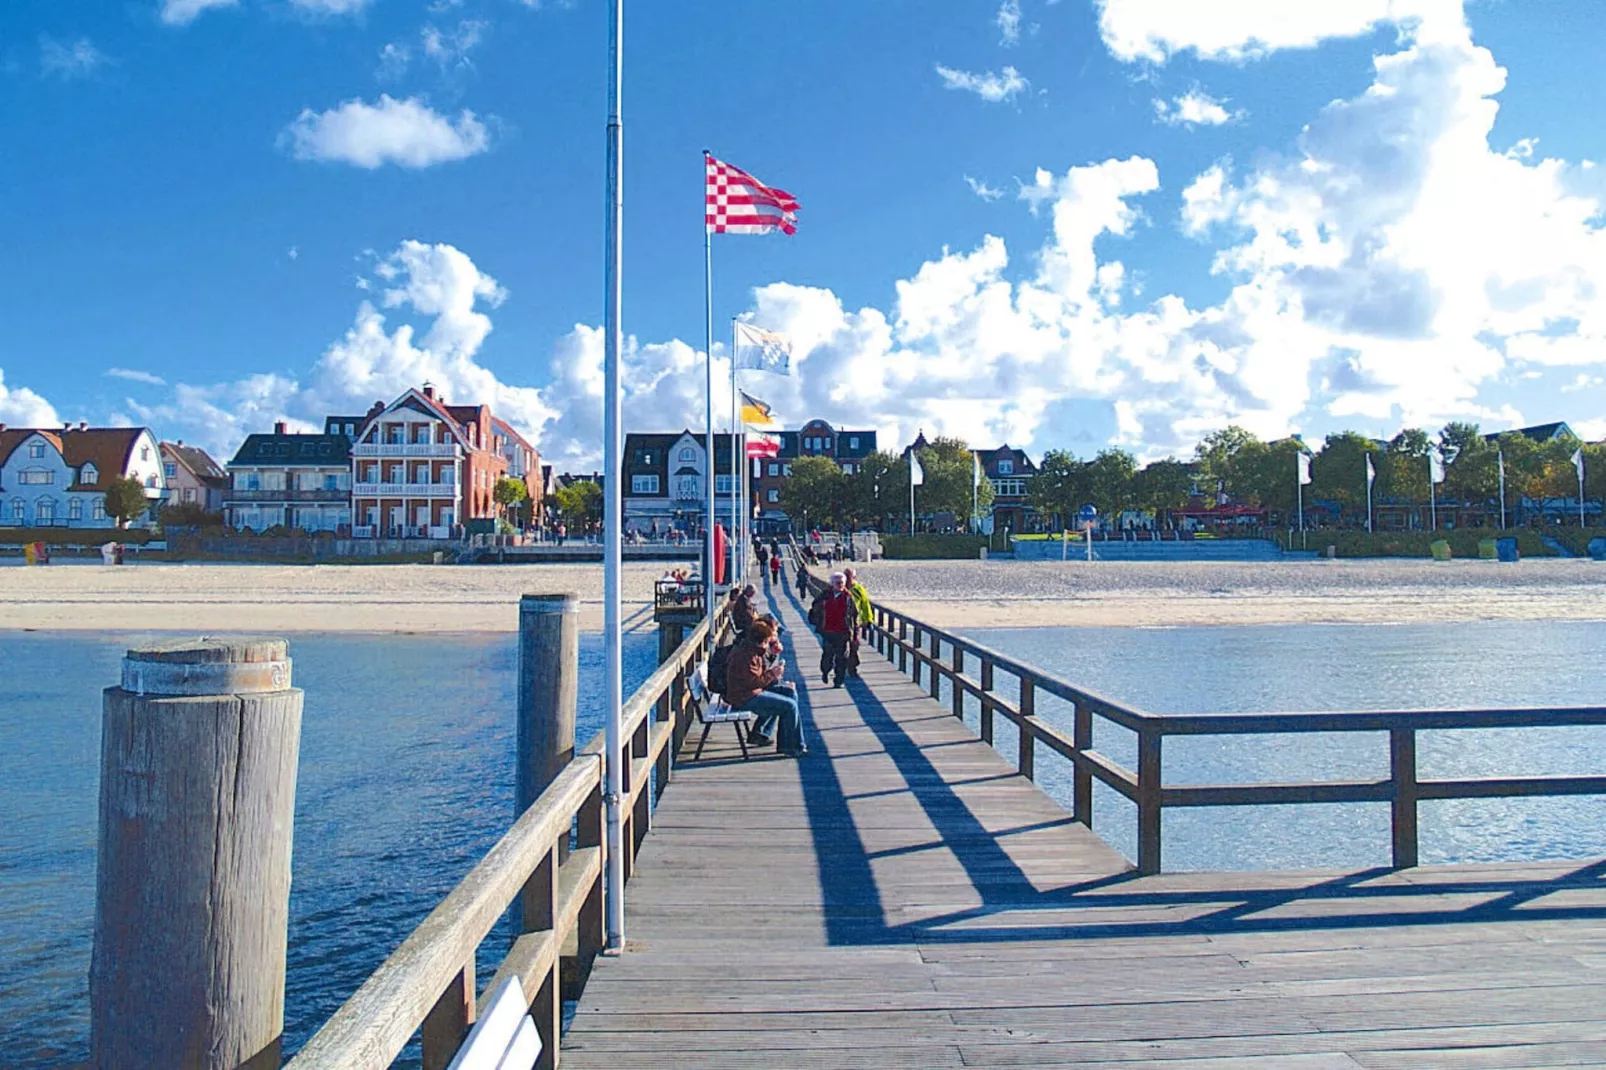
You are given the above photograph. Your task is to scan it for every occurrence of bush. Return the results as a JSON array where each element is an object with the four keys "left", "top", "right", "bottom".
[
  {"left": 881, "top": 534, "right": 989, "bottom": 559},
  {"left": 0, "top": 527, "right": 155, "bottom": 546},
  {"left": 1315, "top": 530, "right": 1556, "bottom": 558}
]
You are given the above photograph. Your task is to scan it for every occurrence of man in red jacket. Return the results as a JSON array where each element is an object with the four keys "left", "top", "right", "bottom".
[{"left": 817, "top": 571, "right": 854, "bottom": 688}]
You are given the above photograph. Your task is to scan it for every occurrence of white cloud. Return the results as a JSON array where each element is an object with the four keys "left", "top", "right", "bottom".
[
  {"left": 159, "top": 0, "right": 238, "bottom": 26},
  {"left": 422, "top": 19, "right": 487, "bottom": 71},
  {"left": 281, "top": 95, "right": 490, "bottom": 169},
  {"left": 106, "top": 368, "right": 167, "bottom": 386},
  {"left": 965, "top": 176, "right": 1005, "bottom": 201},
  {"left": 1094, "top": 0, "right": 1461, "bottom": 64},
  {"left": 40, "top": 36, "right": 108, "bottom": 79},
  {"left": 0, "top": 369, "right": 59, "bottom": 427},
  {"left": 290, "top": 0, "right": 370, "bottom": 14},
  {"left": 997, "top": 0, "right": 1022, "bottom": 46},
  {"left": 376, "top": 42, "right": 411, "bottom": 81},
  {"left": 1153, "top": 88, "right": 1241, "bottom": 127},
  {"left": 935, "top": 64, "right": 1028, "bottom": 103}
]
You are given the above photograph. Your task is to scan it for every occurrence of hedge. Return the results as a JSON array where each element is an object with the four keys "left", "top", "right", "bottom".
[
  {"left": 1312, "top": 530, "right": 1556, "bottom": 559},
  {"left": 0, "top": 527, "right": 156, "bottom": 546},
  {"left": 880, "top": 535, "right": 990, "bottom": 560}
]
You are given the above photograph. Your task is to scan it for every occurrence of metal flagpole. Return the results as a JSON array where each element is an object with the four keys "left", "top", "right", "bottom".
[
  {"left": 1366, "top": 458, "right": 1373, "bottom": 534},
  {"left": 1498, "top": 449, "right": 1507, "bottom": 529},
  {"left": 703, "top": 152, "right": 716, "bottom": 649},
  {"left": 1429, "top": 455, "right": 1437, "bottom": 532},
  {"left": 730, "top": 326, "right": 740, "bottom": 582},
  {"left": 601, "top": 0, "right": 626, "bottom": 955},
  {"left": 1578, "top": 452, "right": 1586, "bottom": 527}
]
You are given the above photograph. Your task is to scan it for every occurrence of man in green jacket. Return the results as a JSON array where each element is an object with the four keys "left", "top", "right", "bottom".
[{"left": 844, "top": 566, "right": 873, "bottom": 678}]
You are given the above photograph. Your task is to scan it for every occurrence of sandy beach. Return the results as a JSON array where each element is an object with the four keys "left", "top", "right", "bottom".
[{"left": 3, "top": 557, "right": 1606, "bottom": 633}]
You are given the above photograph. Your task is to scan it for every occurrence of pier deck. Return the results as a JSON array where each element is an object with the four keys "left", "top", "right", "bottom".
[{"left": 565, "top": 585, "right": 1606, "bottom": 1069}]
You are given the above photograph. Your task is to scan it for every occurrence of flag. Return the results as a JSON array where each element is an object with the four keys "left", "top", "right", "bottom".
[
  {"left": 746, "top": 430, "right": 781, "bottom": 458},
  {"left": 733, "top": 323, "right": 792, "bottom": 375},
  {"left": 1429, "top": 451, "right": 1445, "bottom": 484},
  {"left": 1297, "top": 452, "right": 1312, "bottom": 486},
  {"left": 973, "top": 451, "right": 984, "bottom": 488},
  {"left": 739, "top": 390, "right": 779, "bottom": 429},
  {"left": 706, "top": 154, "right": 800, "bottom": 236},
  {"left": 910, "top": 452, "right": 924, "bottom": 486},
  {"left": 1365, "top": 454, "right": 1376, "bottom": 487},
  {"left": 1573, "top": 447, "right": 1586, "bottom": 481}
]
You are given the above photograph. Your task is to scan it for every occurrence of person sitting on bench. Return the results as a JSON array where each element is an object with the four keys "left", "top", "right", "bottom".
[{"left": 724, "top": 619, "right": 806, "bottom": 758}]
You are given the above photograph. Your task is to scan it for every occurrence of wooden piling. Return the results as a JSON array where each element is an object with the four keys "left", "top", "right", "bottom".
[
  {"left": 91, "top": 637, "right": 302, "bottom": 1070},
  {"left": 517, "top": 593, "right": 580, "bottom": 837}
]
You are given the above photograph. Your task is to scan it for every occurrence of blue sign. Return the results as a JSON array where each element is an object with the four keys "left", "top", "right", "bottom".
[{"left": 1077, "top": 504, "right": 1098, "bottom": 522}]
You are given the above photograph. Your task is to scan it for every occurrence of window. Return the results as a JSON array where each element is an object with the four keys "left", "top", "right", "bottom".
[
  {"left": 631, "top": 475, "right": 660, "bottom": 494},
  {"left": 679, "top": 447, "right": 695, "bottom": 462},
  {"left": 345, "top": 423, "right": 355, "bottom": 437},
  {"left": 324, "top": 474, "right": 339, "bottom": 491},
  {"left": 19, "top": 469, "right": 52, "bottom": 485},
  {"left": 767, "top": 489, "right": 779, "bottom": 503},
  {"left": 36, "top": 499, "right": 54, "bottom": 522},
  {"left": 848, "top": 436, "right": 859, "bottom": 450},
  {"left": 70, "top": 498, "right": 83, "bottom": 520},
  {"left": 183, "top": 488, "right": 197, "bottom": 503},
  {"left": 164, "top": 463, "right": 177, "bottom": 478},
  {"left": 768, "top": 463, "right": 780, "bottom": 476},
  {"left": 28, "top": 442, "right": 45, "bottom": 458},
  {"left": 81, "top": 464, "right": 97, "bottom": 484},
  {"left": 93, "top": 498, "right": 106, "bottom": 521},
  {"left": 140, "top": 446, "right": 150, "bottom": 461},
  {"left": 993, "top": 478, "right": 1026, "bottom": 497},
  {"left": 824, "top": 437, "right": 832, "bottom": 450},
  {"left": 998, "top": 459, "right": 1014, "bottom": 475},
  {"left": 10, "top": 500, "right": 22, "bottom": 522},
  {"left": 145, "top": 475, "right": 158, "bottom": 488},
  {"left": 416, "top": 426, "right": 431, "bottom": 444},
  {"left": 714, "top": 474, "right": 735, "bottom": 495},
  {"left": 783, "top": 464, "right": 792, "bottom": 476},
  {"left": 641, "top": 451, "right": 655, "bottom": 466},
  {"left": 842, "top": 463, "right": 856, "bottom": 475}
]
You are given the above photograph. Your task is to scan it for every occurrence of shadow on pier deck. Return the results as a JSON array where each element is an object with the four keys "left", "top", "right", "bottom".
[{"left": 565, "top": 584, "right": 1606, "bottom": 1069}]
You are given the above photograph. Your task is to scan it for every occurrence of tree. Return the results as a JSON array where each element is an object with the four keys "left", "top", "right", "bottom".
[
  {"left": 1028, "top": 450, "right": 1088, "bottom": 531},
  {"left": 104, "top": 476, "right": 151, "bottom": 529},
  {"left": 1194, "top": 426, "right": 1262, "bottom": 503},
  {"left": 1312, "top": 431, "right": 1377, "bottom": 521},
  {"left": 1441, "top": 424, "right": 1499, "bottom": 505},
  {"left": 552, "top": 480, "right": 602, "bottom": 530},
  {"left": 1085, "top": 448, "right": 1138, "bottom": 518},
  {"left": 840, "top": 451, "right": 903, "bottom": 530},
  {"left": 1132, "top": 458, "right": 1194, "bottom": 521},
  {"left": 781, "top": 456, "right": 845, "bottom": 531},
  {"left": 493, "top": 476, "right": 529, "bottom": 526},
  {"left": 1233, "top": 437, "right": 1304, "bottom": 515},
  {"left": 1377, "top": 428, "right": 1431, "bottom": 505},
  {"left": 912, "top": 437, "right": 992, "bottom": 522},
  {"left": 158, "top": 502, "right": 222, "bottom": 530}
]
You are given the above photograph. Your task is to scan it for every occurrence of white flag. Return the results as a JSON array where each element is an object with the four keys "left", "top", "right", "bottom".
[
  {"left": 1573, "top": 447, "right": 1585, "bottom": 481},
  {"left": 1297, "top": 452, "right": 1312, "bottom": 486},
  {"left": 973, "top": 452, "right": 984, "bottom": 488},
  {"left": 732, "top": 322, "right": 792, "bottom": 374},
  {"left": 1429, "top": 451, "right": 1445, "bottom": 485},
  {"left": 911, "top": 452, "right": 924, "bottom": 487},
  {"left": 1365, "top": 454, "right": 1376, "bottom": 487}
]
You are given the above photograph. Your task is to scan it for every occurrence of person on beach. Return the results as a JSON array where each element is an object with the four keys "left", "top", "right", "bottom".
[
  {"left": 844, "top": 566, "right": 873, "bottom": 678},
  {"left": 725, "top": 619, "right": 806, "bottom": 757},
  {"left": 815, "top": 571, "right": 854, "bottom": 688}
]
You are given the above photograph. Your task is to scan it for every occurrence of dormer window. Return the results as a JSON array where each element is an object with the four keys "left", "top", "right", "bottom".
[
  {"left": 679, "top": 447, "right": 695, "bottom": 463},
  {"left": 998, "top": 459, "right": 1014, "bottom": 475},
  {"left": 28, "top": 442, "right": 45, "bottom": 459},
  {"left": 80, "top": 463, "right": 98, "bottom": 484}
]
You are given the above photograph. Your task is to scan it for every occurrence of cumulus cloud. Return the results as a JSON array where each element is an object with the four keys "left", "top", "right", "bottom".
[
  {"left": 281, "top": 95, "right": 490, "bottom": 169},
  {"left": 0, "top": 369, "right": 61, "bottom": 427},
  {"left": 935, "top": 64, "right": 1028, "bottom": 103},
  {"left": 997, "top": 0, "right": 1022, "bottom": 46},
  {"left": 1094, "top": 0, "right": 1459, "bottom": 64},
  {"left": 40, "top": 36, "right": 109, "bottom": 79},
  {"left": 1153, "top": 88, "right": 1241, "bottom": 126},
  {"left": 106, "top": 368, "right": 167, "bottom": 386},
  {"left": 159, "top": 0, "right": 238, "bottom": 26}
]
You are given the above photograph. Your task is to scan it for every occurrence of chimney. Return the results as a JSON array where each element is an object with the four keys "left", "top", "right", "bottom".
[
  {"left": 79, "top": 421, "right": 88, "bottom": 431},
  {"left": 422, "top": 382, "right": 436, "bottom": 400},
  {"left": 177, "top": 439, "right": 184, "bottom": 446},
  {"left": 274, "top": 420, "right": 288, "bottom": 435},
  {"left": 368, "top": 400, "right": 385, "bottom": 416}
]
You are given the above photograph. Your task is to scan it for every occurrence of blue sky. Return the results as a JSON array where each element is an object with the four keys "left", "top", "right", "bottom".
[{"left": 3, "top": 0, "right": 1606, "bottom": 467}]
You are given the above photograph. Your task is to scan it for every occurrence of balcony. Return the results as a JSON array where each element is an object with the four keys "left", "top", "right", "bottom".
[
  {"left": 353, "top": 443, "right": 459, "bottom": 458},
  {"left": 226, "top": 488, "right": 350, "bottom": 503},
  {"left": 352, "top": 483, "right": 458, "bottom": 499}
]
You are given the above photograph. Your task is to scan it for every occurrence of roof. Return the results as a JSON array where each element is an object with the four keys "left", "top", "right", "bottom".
[
  {"left": 162, "top": 442, "right": 227, "bottom": 486},
  {"left": 228, "top": 433, "right": 352, "bottom": 467},
  {"left": 491, "top": 416, "right": 537, "bottom": 453},
  {"left": 1484, "top": 422, "right": 1575, "bottom": 443},
  {"left": 62, "top": 428, "right": 146, "bottom": 491},
  {"left": 0, "top": 428, "right": 64, "bottom": 469}
]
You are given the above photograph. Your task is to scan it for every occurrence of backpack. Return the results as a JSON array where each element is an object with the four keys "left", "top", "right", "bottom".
[
  {"left": 708, "top": 643, "right": 735, "bottom": 696},
  {"left": 808, "top": 592, "right": 826, "bottom": 632}
]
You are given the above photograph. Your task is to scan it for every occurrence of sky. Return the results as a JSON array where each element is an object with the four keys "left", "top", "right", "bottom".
[{"left": 3, "top": 0, "right": 1606, "bottom": 469}]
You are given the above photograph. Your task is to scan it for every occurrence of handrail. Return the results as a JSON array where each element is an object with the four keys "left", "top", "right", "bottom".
[
  {"left": 795, "top": 550, "right": 1606, "bottom": 878},
  {"left": 288, "top": 606, "right": 727, "bottom": 1070}
]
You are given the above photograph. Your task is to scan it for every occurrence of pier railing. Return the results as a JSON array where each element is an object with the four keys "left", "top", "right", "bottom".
[
  {"left": 285, "top": 607, "right": 726, "bottom": 1070},
  {"left": 792, "top": 552, "right": 1606, "bottom": 876}
]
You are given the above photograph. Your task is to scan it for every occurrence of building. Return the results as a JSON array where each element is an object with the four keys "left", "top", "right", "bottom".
[
  {"left": 225, "top": 422, "right": 353, "bottom": 533},
  {"left": 0, "top": 423, "right": 165, "bottom": 528},
  {"left": 349, "top": 385, "right": 529, "bottom": 538},
  {"left": 977, "top": 445, "right": 1040, "bottom": 534},
  {"left": 1484, "top": 422, "right": 1577, "bottom": 444},
  {"left": 621, "top": 431, "right": 751, "bottom": 535},
  {"left": 493, "top": 416, "right": 543, "bottom": 529},
  {"left": 160, "top": 441, "right": 228, "bottom": 513},
  {"left": 751, "top": 419, "right": 878, "bottom": 533}
]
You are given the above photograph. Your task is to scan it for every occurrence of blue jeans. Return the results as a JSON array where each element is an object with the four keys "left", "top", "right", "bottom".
[{"left": 742, "top": 689, "right": 804, "bottom": 754}]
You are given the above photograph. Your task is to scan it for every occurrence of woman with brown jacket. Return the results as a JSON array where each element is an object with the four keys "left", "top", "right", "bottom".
[{"left": 724, "top": 618, "right": 806, "bottom": 757}]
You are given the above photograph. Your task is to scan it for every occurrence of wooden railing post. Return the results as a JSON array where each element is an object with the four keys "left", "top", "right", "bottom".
[
  {"left": 1073, "top": 701, "right": 1093, "bottom": 827},
  {"left": 899, "top": 619, "right": 909, "bottom": 675},
  {"left": 420, "top": 954, "right": 475, "bottom": 1070},
  {"left": 92, "top": 638, "right": 301, "bottom": 1070},
  {"left": 1391, "top": 728, "right": 1419, "bottom": 869},
  {"left": 521, "top": 843, "right": 560, "bottom": 1070},
  {"left": 951, "top": 646, "right": 964, "bottom": 719},
  {"left": 928, "top": 631, "right": 941, "bottom": 699},
  {"left": 519, "top": 594, "right": 579, "bottom": 862},
  {"left": 1017, "top": 678, "right": 1036, "bottom": 780},
  {"left": 1137, "top": 729, "right": 1163, "bottom": 875},
  {"left": 569, "top": 773, "right": 605, "bottom": 999},
  {"left": 979, "top": 659, "right": 995, "bottom": 743},
  {"left": 911, "top": 625, "right": 923, "bottom": 686}
]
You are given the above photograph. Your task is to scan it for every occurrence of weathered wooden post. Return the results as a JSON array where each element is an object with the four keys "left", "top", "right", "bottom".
[
  {"left": 518, "top": 594, "right": 580, "bottom": 850},
  {"left": 91, "top": 638, "right": 301, "bottom": 1070}
]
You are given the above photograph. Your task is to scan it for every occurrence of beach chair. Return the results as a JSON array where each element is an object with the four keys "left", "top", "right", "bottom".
[{"left": 686, "top": 661, "right": 752, "bottom": 761}]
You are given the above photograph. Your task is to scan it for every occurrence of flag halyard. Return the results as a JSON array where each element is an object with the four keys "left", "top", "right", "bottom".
[{"left": 707, "top": 154, "right": 801, "bottom": 236}]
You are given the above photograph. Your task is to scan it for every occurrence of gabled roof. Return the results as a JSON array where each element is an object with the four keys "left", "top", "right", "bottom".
[
  {"left": 491, "top": 416, "right": 537, "bottom": 454},
  {"left": 229, "top": 433, "right": 352, "bottom": 467},
  {"left": 162, "top": 442, "right": 227, "bottom": 486},
  {"left": 0, "top": 428, "right": 64, "bottom": 469},
  {"left": 1484, "top": 421, "right": 1575, "bottom": 443},
  {"left": 62, "top": 428, "right": 146, "bottom": 491}
]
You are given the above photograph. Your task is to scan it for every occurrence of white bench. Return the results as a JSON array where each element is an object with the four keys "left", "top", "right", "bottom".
[
  {"left": 445, "top": 977, "right": 540, "bottom": 1070},
  {"left": 687, "top": 660, "right": 754, "bottom": 761}
]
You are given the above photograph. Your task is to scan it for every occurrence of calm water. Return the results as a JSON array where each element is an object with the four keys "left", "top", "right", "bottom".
[
  {"left": 5, "top": 621, "right": 1606, "bottom": 1066},
  {"left": 0, "top": 629, "right": 658, "bottom": 1069}
]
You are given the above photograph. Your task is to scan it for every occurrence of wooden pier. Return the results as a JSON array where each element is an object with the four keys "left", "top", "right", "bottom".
[{"left": 563, "top": 584, "right": 1606, "bottom": 1069}]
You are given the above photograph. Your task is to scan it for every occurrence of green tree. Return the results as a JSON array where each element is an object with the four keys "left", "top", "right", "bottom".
[
  {"left": 552, "top": 480, "right": 602, "bottom": 530},
  {"left": 781, "top": 456, "right": 845, "bottom": 530},
  {"left": 1085, "top": 448, "right": 1138, "bottom": 518},
  {"left": 1312, "top": 432, "right": 1376, "bottom": 521},
  {"left": 1132, "top": 457, "right": 1193, "bottom": 520},
  {"left": 1194, "top": 426, "right": 1262, "bottom": 502},
  {"left": 493, "top": 476, "right": 529, "bottom": 525},
  {"left": 1440, "top": 424, "right": 1499, "bottom": 505},
  {"left": 104, "top": 476, "right": 151, "bottom": 529},
  {"left": 1377, "top": 428, "right": 1432, "bottom": 505},
  {"left": 1027, "top": 449, "right": 1088, "bottom": 531},
  {"left": 1232, "top": 437, "right": 1304, "bottom": 515},
  {"left": 912, "top": 436, "right": 993, "bottom": 522},
  {"left": 840, "top": 451, "right": 904, "bottom": 530}
]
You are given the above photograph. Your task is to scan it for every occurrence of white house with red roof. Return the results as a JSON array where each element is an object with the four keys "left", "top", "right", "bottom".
[{"left": 0, "top": 422, "right": 166, "bottom": 528}]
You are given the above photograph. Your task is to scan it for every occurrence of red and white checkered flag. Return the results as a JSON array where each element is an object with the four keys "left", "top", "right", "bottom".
[{"left": 705, "top": 153, "right": 800, "bottom": 236}]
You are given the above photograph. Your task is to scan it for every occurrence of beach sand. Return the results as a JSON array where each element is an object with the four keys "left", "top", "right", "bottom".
[{"left": 3, "top": 557, "right": 1605, "bottom": 634}]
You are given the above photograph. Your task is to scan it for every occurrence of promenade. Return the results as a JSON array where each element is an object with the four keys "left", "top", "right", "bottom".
[{"left": 565, "top": 582, "right": 1606, "bottom": 1069}]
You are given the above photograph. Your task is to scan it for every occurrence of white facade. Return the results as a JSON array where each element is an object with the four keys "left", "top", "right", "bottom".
[{"left": 0, "top": 427, "right": 165, "bottom": 529}]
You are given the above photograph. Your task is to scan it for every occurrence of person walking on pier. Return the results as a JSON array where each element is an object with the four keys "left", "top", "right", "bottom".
[
  {"left": 726, "top": 619, "right": 806, "bottom": 757},
  {"left": 815, "top": 571, "right": 854, "bottom": 688},
  {"left": 769, "top": 550, "right": 783, "bottom": 587},
  {"left": 756, "top": 541, "right": 770, "bottom": 582},
  {"left": 844, "top": 566, "right": 873, "bottom": 679}
]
